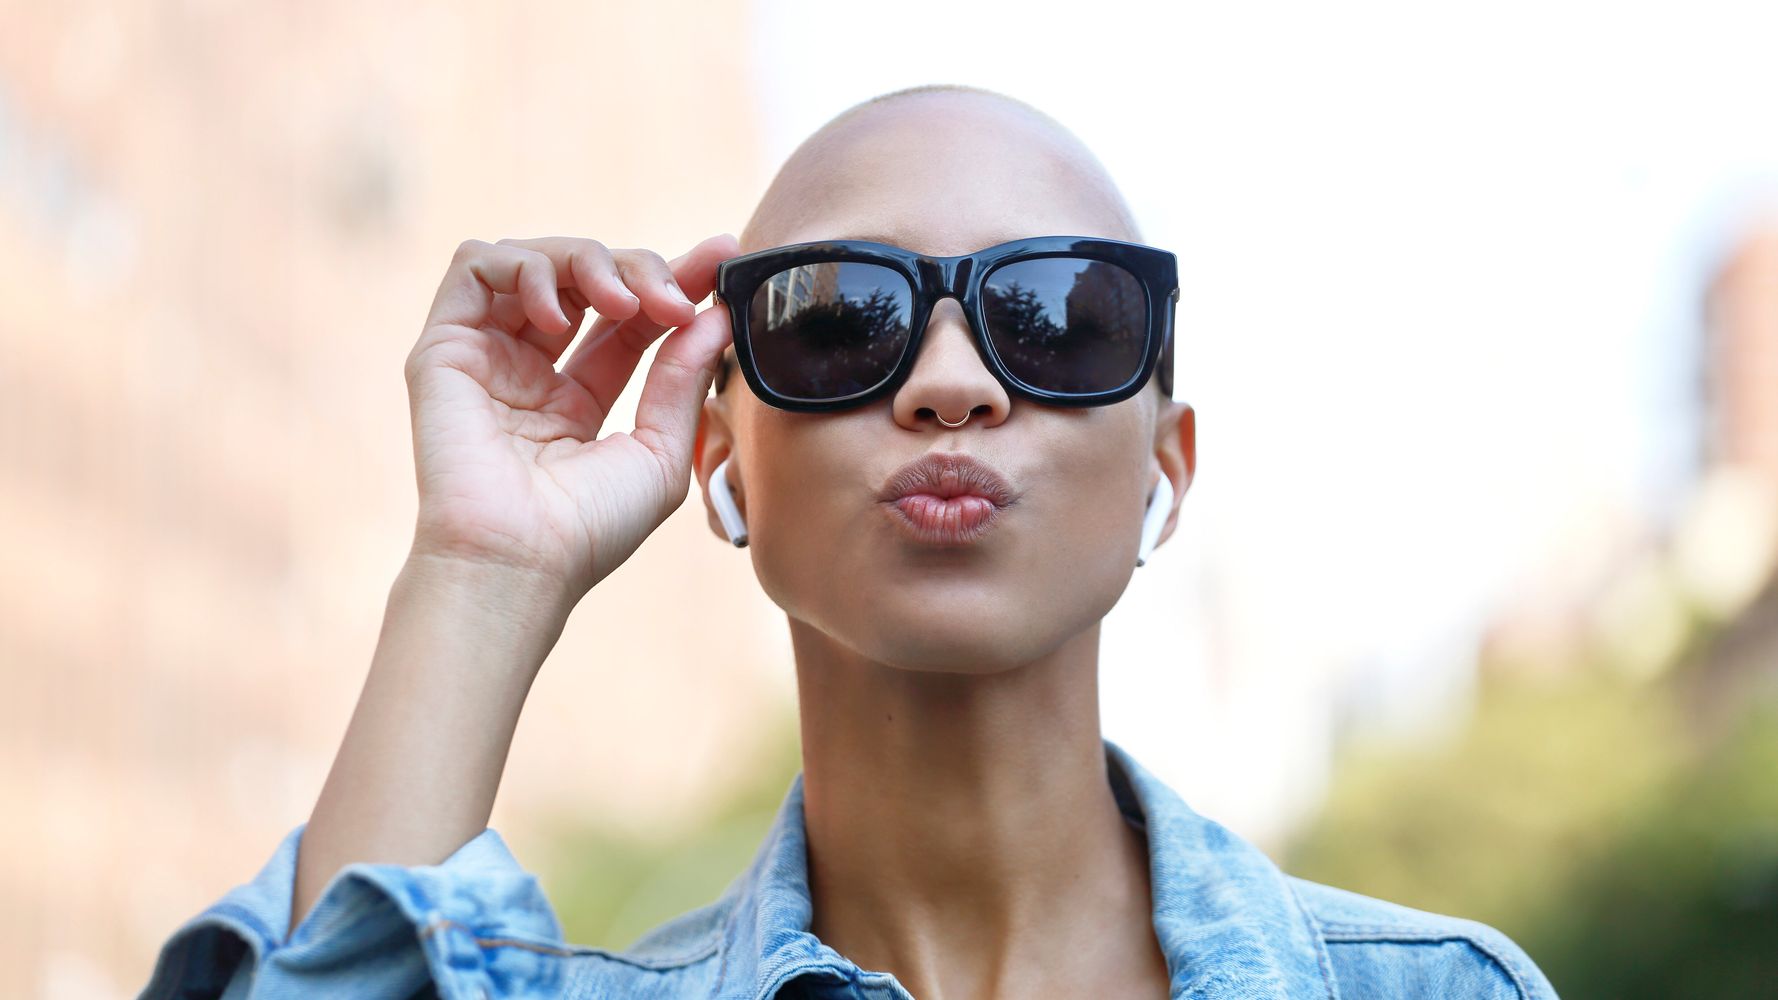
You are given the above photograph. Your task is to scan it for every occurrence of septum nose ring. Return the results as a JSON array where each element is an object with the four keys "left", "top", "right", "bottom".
[{"left": 936, "top": 410, "right": 972, "bottom": 428}]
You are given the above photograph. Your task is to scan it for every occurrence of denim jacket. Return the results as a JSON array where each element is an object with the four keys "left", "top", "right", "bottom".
[{"left": 139, "top": 737, "right": 1558, "bottom": 999}]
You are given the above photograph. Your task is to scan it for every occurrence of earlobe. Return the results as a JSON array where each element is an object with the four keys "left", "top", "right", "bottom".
[{"left": 1137, "top": 400, "right": 1193, "bottom": 567}]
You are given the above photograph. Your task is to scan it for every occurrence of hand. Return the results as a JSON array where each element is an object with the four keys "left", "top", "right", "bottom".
[{"left": 402, "top": 233, "right": 740, "bottom": 600}]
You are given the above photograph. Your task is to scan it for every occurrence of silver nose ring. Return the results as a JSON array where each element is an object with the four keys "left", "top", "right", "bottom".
[{"left": 936, "top": 410, "right": 972, "bottom": 428}]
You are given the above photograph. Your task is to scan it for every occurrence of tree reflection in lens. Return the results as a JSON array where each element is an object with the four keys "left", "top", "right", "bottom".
[
  {"left": 750, "top": 261, "right": 912, "bottom": 399},
  {"left": 984, "top": 258, "right": 1144, "bottom": 394}
]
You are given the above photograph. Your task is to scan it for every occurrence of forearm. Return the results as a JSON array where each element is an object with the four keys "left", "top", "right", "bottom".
[{"left": 290, "top": 551, "right": 574, "bottom": 936}]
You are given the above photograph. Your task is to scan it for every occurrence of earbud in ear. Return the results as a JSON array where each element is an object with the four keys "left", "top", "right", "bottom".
[
  {"left": 710, "top": 455, "right": 748, "bottom": 548},
  {"left": 1135, "top": 474, "right": 1173, "bottom": 567}
]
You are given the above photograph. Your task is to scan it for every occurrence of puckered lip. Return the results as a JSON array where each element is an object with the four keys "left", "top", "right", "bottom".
[{"left": 875, "top": 451, "right": 1019, "bottom": 508}]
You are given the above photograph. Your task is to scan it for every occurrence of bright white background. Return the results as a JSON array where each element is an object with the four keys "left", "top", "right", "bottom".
[{"left": 737, "top": 0, "right": 1778, "bottom": 839}]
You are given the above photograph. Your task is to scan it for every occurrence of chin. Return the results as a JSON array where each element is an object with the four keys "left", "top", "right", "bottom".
[
  {"left": 760, "top": 527, "right": 1129, "bottom": 672},
  {"left": 870, "top": 633, "right": 1040, "bottom": 676},
  {"left": 848, "top": 597, "right": 1074, "bottom": 675}
]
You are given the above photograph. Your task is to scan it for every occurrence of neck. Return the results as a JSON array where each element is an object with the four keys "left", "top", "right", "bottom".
[{"left": 791, "top": 617, "right": 1161, "bottom": 998}]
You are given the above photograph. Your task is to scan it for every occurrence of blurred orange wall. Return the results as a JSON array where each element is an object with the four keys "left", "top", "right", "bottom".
[{"left": 0, "top": 4, "right": 793, "bottom": 997}]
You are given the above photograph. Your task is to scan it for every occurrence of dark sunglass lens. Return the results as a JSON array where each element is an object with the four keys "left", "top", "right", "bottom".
[
  {"left": 747, "top": 261, "right": 914, "bottom": 400},
  {"left": 982, "top": 257, "right": 1147, "bottom": 394}
]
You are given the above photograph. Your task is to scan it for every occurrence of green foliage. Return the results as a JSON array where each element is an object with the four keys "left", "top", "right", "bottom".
[
  {"left": 533, "top": 626, "right": 1778, "bottom": 997},
  {"left": 1285, "top": 668, "right": 1778, "bottom": 999},
  {"left": 538, "top": 714, "right": 804, "bottom": 950}
]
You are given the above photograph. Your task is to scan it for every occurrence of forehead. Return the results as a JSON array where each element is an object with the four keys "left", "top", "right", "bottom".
[{"left": 749, "top": 98, "right": 1136, "bottom": 258}]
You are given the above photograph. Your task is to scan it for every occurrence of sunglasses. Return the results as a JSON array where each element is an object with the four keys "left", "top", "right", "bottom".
[{"left": 713, "top": 235, "right": 1178, "bottom": 412}]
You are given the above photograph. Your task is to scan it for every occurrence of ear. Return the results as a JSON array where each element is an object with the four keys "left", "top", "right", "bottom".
[
  {"left": 694, "top": 394, "right": 743, "bottom": 544},
  {"left": 1148, "top": 398, "right": 1195, "bottom": 553}
]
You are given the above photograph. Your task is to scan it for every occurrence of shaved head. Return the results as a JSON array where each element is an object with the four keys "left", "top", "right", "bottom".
[
  {"left": 717, "top": 84, "right": 1144, "bottom": 393},
  {"left": 692, "top": 83, "right": 1196, "bottom": 679},
  {"left": 741, "top": 84, "right": 1141, "bottom": 253}
]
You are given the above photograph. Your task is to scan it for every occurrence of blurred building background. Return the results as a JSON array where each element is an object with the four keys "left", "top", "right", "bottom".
[
  {"left": 3, "top": 2, "right": 1777, "bottom": 998},
  {"left": 1284, "top": 207, "right": 1778, "bottom": 996},
  {"left": 0, "top": 4, "right": 784, "bottom": 998}
]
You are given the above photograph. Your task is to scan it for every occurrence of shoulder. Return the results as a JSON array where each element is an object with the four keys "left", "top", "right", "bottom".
[
  {"left": 372, "top": 824, "right": 733, "bottom": 998},
  {"left": 136, "top": 822, "right": 735, "bottom": 1000},
  {"left": 1285, "top": 876, "right": 1560, "bottom": 999}
]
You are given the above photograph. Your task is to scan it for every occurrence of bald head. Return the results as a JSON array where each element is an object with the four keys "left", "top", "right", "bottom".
[
  {"left": 740, "top": 84, "right": 1142, "bottom": 253},
  {"left": 715, "top": 85, "right": 1146, "bottom": 396}
]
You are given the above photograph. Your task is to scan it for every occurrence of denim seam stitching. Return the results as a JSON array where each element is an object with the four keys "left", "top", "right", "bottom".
[
  {"left": 1281, "top": 882, "right": 1342, "bottom": 999},
  {"left": 719, "top": 891, "right": 742, "bottom": 994},
  {"left": 603, "top": 905, "right": 727, "bottom": 968},
  {"left": 418, "top": 918, "right": 581, "bottom": 957},
  {"left": 353, "top": 861, "right": 718, "bottom": 971},
  {"left": 295, "top": 878, "right": 389, "bottom": 946},
  {"left": 207, "top": 902, "right": 279, "bottom": 946},
  {"left": 759, "top": 959, "right": 845, "bottom": 1000},
  {"left": 1318, "top": 925, "right": 1538, "bottom": 999},
  {"left": 417, "top": 917, "right": 721, "bottom": 971}
]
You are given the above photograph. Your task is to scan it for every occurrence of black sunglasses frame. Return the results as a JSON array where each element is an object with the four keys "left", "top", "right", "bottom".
[{"left": 713, "top": 235, "right": 1178, "bottom": 412}]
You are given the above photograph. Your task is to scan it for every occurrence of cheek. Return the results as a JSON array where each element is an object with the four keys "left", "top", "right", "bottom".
[
  {"left": 735, "top": 403, "right": 1154, "bottom": 668},
  {"left": 738, "top": 415, "right": 875, "bottom": 621},
  {"left": 1000, "top": 419, "right": 1151, "bottom": 622}
]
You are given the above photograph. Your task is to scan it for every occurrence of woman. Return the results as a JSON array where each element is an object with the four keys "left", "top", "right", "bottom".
[{"left": 139, "top": 84, "right": 1557, "bottom": 999}]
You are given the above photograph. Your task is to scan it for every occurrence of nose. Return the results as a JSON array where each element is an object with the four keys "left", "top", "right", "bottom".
[{"left": 890, "top": 297, "right": 1011, "bottom": 431}]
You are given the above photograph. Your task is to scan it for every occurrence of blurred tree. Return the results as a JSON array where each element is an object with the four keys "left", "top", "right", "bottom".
[
  {"left": 1286, "top": 637, "right": 1778, "bottom": 998},
  {"left": 538, "top": 709, "right": 805, "bottom": 951}
]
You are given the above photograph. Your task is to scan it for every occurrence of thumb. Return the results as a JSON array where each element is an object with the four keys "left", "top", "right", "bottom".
[{"left": 630, "top": 301, "right": 732, "bottom": 481}]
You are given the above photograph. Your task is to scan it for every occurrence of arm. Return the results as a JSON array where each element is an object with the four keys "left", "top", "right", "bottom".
[
  {"left": 290, "top": 552, "right": 571, "bottom": 934},
  {"left": 138, "top": 232, "right": 740, "bottom": 1000},
  {"left": 289, "top": 231, "right": 739, "bottom": 934}
]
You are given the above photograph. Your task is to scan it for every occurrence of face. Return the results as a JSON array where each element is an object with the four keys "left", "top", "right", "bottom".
[{"left": 696, "top": 93, "right": 1195, "bottom": 675}]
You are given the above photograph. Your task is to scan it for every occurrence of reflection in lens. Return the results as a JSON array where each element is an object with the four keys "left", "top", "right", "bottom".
[
  {"left": 983, "top": 258, "right": 1146, "bottom": 394},
  {"left": 747, "top": 261, "right": 913, "bottom": 399}
]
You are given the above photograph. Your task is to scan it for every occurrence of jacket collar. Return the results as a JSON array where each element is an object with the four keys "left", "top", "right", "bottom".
[{"left": 712, "top": 737, "right": 1335, "bottom": 1000}]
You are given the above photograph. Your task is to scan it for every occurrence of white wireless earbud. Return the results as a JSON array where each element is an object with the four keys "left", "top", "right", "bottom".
[
  {"left": 1135, "top": 473, "right": 1173, "bottom": 568},
  {"left": 710, "top": 455, "right": 748, "bottom": 547}
]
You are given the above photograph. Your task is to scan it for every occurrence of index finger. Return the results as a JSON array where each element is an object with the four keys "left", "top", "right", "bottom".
[
  {"left": 559, "top": 233, "right": 740, "bottom": 410},
  {"left": 496, "top": 236, "right": 644, "bottom": 330},
  {"left": 579, "top": 233, "right": 738, "bottom": 348}
]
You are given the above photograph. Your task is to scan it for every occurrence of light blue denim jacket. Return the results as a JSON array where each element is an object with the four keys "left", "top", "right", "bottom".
[{"left": 139, "top": 737, "right": 1558, "bottom": 998}]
